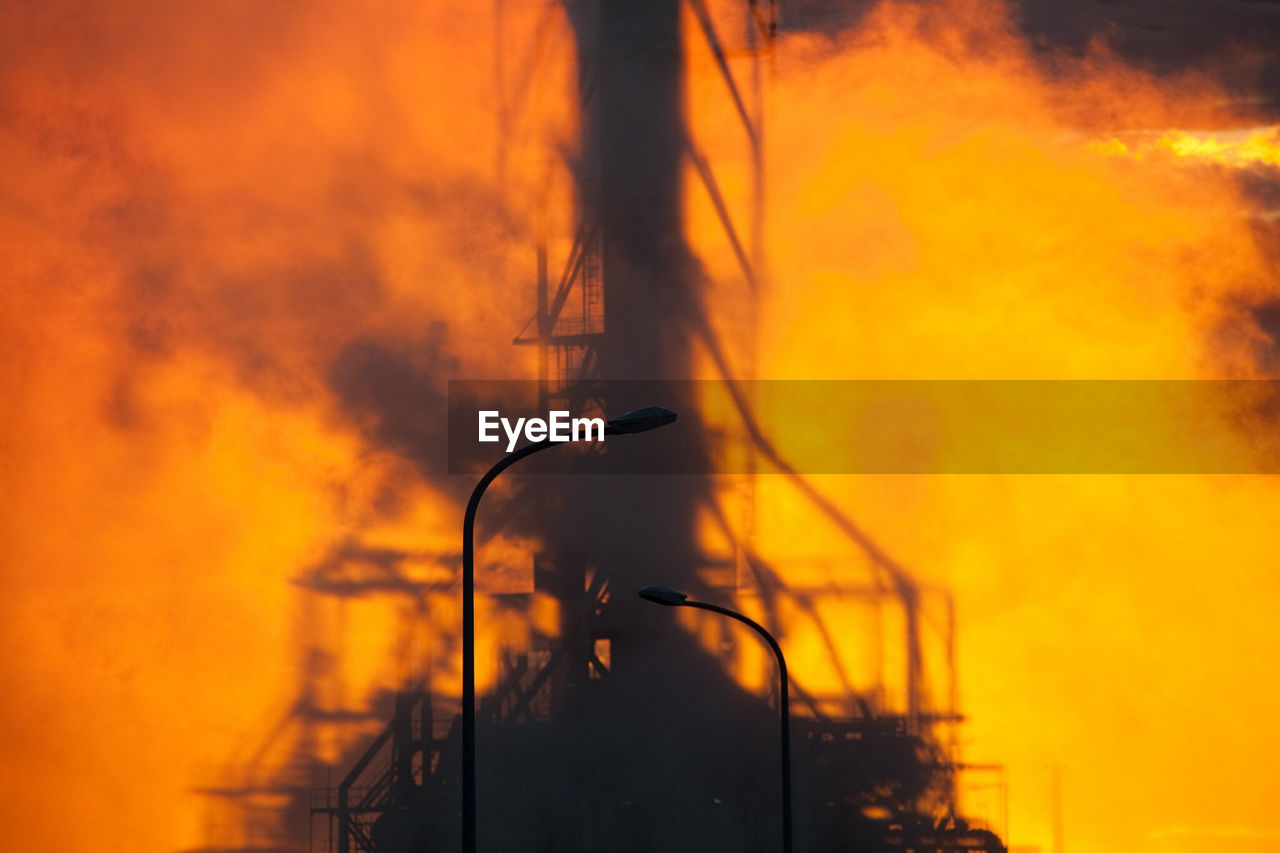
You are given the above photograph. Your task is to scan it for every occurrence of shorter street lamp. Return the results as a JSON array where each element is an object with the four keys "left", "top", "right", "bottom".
[
  {"left": 461, "top": 406, "right": 677, "bottom": 853},
  {"left": 638, "top": 584, "right": 793, "bottom": 853}
]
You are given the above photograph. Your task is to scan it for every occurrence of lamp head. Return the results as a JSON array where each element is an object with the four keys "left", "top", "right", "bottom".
[
  {"left": 638, "top": 585, "right": 688, "bottom": 606},
  {"left": 605, "top": 406, "right": 677, "bottom": 435}
]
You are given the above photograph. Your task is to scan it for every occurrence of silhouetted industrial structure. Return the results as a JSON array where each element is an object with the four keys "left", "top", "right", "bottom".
[{"left": 192, "top": 2, "right": 1007, "bottom": 851}]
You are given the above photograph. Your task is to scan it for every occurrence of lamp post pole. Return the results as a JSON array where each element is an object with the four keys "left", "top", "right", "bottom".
[
  {"left": 461, "top": 439, "right": 554, "bottom": 853},
  {"left": 462, "top": 407, "right": 676, "bottom": 853},
  {"left": 638, "top": 585, "right": 793, "bottom": 853}
]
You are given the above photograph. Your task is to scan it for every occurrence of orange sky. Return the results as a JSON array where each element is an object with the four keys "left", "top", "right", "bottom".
[
  {"left": 3, "top": 1, "right": 1280, "bottom": 851},
  {"left": 685, "top": 2, "right": 1280, "bottom": 851}
]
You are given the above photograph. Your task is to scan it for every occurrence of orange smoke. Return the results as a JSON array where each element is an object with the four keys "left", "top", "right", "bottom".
[
  {"left": 685, "top": 1, "right": 1280, "bottom": 851},
  {"left": 0, "top": 0, "right": 578, "bottom": 849},
  {"left": 4, "top": 0, "right": 1280, "bottom": 851}
]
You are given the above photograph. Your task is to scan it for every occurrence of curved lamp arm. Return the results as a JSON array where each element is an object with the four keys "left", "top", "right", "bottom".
[{"left": 637, "top": 585, "right": 792, "bottom": 853}]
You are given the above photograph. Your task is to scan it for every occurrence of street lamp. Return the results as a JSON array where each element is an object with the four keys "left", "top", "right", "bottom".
[
  {"left": 637, "top": 584, "right": 793, "bottom": 853},
  {"left": 462, "top": 406, "right": 676, "bottom": 853}
]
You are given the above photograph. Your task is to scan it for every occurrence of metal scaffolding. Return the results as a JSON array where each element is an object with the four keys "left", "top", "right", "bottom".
[{"left": 194, "top": 3, "right": 1007, "bottom": 851}]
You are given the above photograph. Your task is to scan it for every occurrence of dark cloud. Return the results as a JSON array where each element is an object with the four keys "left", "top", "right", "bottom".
[
  {"left": 328, "top": 325, "right": 459, "bottom": 478},
  {"left": 1013, "top": 0, "right": 1280, "bottom": 117},
  {"left": 776, "top": 0, "right": 879, "bottom": 34},
  {"left": 777, "top": 1, "right": 1280, "bottom": 118}
]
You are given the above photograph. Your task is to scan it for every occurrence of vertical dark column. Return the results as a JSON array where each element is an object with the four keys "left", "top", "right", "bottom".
[
  {"left": 560, "top": 0, "right": 708, "bottom": 589},
  {"left": 537, "top": 551, "right": 590, "bottom": 692},
  {"left": 470, "top": 5, "right": 777, "bottom": 852},
  {"left": 392, "top": 692, "right": 415, "bottom": 805},
  {"left": 590, "top": 0, "right": 693, "bottom": 380},
  {"left": 551, "top": 6, "right": 768, "bottom": 851}
]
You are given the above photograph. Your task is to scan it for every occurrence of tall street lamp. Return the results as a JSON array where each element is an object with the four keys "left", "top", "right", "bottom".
[
  {"left": 637, "top": 584, "right": 793, "bottom": 853},
  {"left": 462, "top": 406, "right": 677, "bottom": 853}
]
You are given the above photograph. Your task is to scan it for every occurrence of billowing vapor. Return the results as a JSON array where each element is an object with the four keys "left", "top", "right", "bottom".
[
  {"left": 1, "top": 0, "right": 570, "bottom": 849},
  {"left": 3, "top": 0, "right": 1280, "bottom": 851},
  {"left": 684, "top": 2, "right": 1280, "bottom": 851}
]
